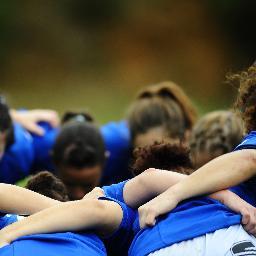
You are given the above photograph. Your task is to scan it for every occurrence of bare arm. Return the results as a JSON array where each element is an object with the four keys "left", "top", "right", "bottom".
[
  {"left": 138, "top": 150, "right": 256, "bottom": 227},
  {"left": 0, "top": 183, "right": 60, "bottom": 215},
  {"left": 10, "top": 109, "right": 60, "bottom": 135},
  {"left": 0, "top": 199, "right": 123, "bottom": 246},
  {"left": 123, "top": 168, "right": 186, "bottom": 208}
]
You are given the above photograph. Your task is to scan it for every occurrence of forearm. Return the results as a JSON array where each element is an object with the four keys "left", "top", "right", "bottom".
[
  {"left": 166, "top": 150, "right": 256, "bottom": 203},
  {"left": 123, "top": 169, "right": 187, "bottom": 208},
  {"left": 0, "top": 199, "right": 122, "bottom": 243},
  {"left": 0, "top": 183, "right": 60, "bottom": 215}
]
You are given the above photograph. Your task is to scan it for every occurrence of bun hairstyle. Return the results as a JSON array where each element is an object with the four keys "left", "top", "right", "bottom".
[
  {"left": 127, "top": 81, "right": 198, "bottom": 143},
  {"left": 52, "top": 122, "right": 105, "bottom": 169},
  {"left": 132, "top": 142, "right": 193, "bottom": 176},
  {"left": 26, "top": 171, "right": 69, "bottom": 202},
  {"left": 230, "top": 65, "right": 256, "bottom": 133},
  {"left": 61, "top": 111, "right": 94, "bottom": 124},
  {"left": 0, "top": 96, "right": 14, "bottom": 148}
]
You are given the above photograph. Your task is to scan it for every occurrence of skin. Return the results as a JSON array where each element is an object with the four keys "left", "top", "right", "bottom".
[
  {"left": 10, "top": 109, "right": 60, "bottom": 136},
  {"left": 0, "top": 131, "right": 7, "bottom": 160},
  {"left": 134, "top": 127, "right": 180, "bottom": 148},
  {"left": 1, "top": 168, "right": 256, "bottom": 247},
  {"left": 58, "top": 164, "right": 102, "bottom": 200},
  {"left": 139, "top": 149, "right": 256, "bottom": 232},
  {"left": 192, "top": 149, "right": 225, "bottom": 169},
  {"left": 0, "top": 183, "right": 60, "bottom": 215}
]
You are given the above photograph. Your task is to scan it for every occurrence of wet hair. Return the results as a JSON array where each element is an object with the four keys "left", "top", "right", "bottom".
[
  {"left": 132, "top": 142, "right": 193, "bottom": 176},
  {"left": 61, "top": 111, "right": 94, "bottom": 124},
  {"left": 230, "top": 66, "right": 256, "bottom": 133},
  {"left": 189, "top": 110, "right": 244, "bottom": 168},
  {"left": 127, "top": 81, "right": 198, "bottom": 143},
  {"left": 26, "top": 171, "right": 69, "bottom": 202},
  {"left": 0, "top": 96, "right": 14, "bottom": 148},
  {"left": 52, "top": 122, "right": 105, "bottom": 170}
]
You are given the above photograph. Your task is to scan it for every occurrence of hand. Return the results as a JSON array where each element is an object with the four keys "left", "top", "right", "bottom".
[
  {"left": 240, "top": 205, "right": 256, "bottom": 235},
  {"left": 138, "top": 194, "right": 178, "bottom": 229},
  {"left": 83, "top": 187, "right": 105, "bottom": 200},
  {"left": 11, "top": 109, "right": 60, "bottom": 135},
  {"left": 220, "top": 191, "right": 256, "bottom": 235}
]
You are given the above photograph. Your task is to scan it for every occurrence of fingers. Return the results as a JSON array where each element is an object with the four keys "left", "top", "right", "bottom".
[
  {"left": 241, "top": 208, "right": 256, "bottom": 235},
  {"left": 138, "top": 205, "right": 157, "bottom": 229},
  {"left": 83, "top": 187, "right": 105, "bottom": 200},
  {"left": 32, "top": 110, "right": 60, "bottom": 127},
  {"left": 25, "top": 123, "right": 45, "bottom": 136}
]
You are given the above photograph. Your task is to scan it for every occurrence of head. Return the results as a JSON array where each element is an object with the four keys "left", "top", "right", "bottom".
[
  {"left": 132, "top": 142, "right": 193, "bottom": 176},
  {"left": 0, "top": 96, "right": 14, "bottom": 160},
  {"left": 189, "top": 110, "right": 244, "bottom": 169},
  {"left": 26, "top": 171, "right": 69, "bottom": 202},
  {"left": 231, "top": 65, "right": 256, "bottom": 133},
  {"left": 127, "top": 81, "right": 197, "bottom": 148},
  {"left": 52, "top": 121, "right": 105, "bottom": 200}
]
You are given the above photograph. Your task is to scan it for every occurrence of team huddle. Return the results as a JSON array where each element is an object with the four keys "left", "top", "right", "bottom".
[{"left": 0, "top": 65, "right": 256, "bottom": 255}]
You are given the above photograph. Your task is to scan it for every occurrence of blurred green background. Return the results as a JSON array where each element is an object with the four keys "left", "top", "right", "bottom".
[{"left": 1, "top": 0, "right": 256, "bottom": 123}]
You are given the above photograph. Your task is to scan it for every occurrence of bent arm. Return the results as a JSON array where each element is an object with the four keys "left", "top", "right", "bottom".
[
  {"left": 0, "top": 183, "right": 60, "bottom": 215},
  {"left": 0, "top": 199, "right": 122, "bottom": 245},
  {"left": 137, "top": 150, "right": 256, "bottom": 227},
  {"left": 123, "top": 168, "right": 187, "bottom": 208},
  {"left": 159, "top": 149, "right": 256, "bottom": 205}
]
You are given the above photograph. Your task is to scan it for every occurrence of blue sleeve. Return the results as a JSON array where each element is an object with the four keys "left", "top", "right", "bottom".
[
  {"left": 99, "top": 197, "right": 136, "bottom": 256},
  {"left": 0, "top": 123, "right": 34, "bottom": 183},
  {"left": 0, "top": 214, "right": 19, "bottom": 229},
  {"left": 31, "top": 122, "right": 58, "bottom": 172},
  {"left": 100, "top": 121, "right": 132, "bottom": 186},
  {"left": 102, "top": 180, "right": 128, "bottom": 203},
  {"left": 234, "top": 131, "right": 256, "bottom": 150}
]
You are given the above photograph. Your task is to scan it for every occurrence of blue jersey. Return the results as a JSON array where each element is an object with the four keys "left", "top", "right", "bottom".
[
  {"left": 31, "top": 122, "right": 58, "bottom": 172},
  {"left": 235, "top": 131, "right": 256, "bottom": 150},
  {"left": 128, "top": 133, "right": 256, "bottom": 256},
  {"left": 102, "top": 180, "right": 127, "bottom": 203},
  {"left": 0, "top": 212, "right": 106, "bottom": 256},
  {"left": 100, "top": 121, "right": 132, "bottom": 186},
  {"left": 0, "top": 232, "right": 106, "bottom": 256},
  {"left": 103, "top": 180, "right": 138, "bottom": 255},
  {"left": 0, "top": 122, "right": 58, "bottom": 184},
  {"left": 100, "top": 197, "right": 136, "bottom": 256},
  {"left": 0, "top": 123, "right": 34, "bottom": 183}
]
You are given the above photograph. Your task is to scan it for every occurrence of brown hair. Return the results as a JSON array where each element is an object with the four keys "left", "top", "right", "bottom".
[
  {"left": 26, "top": 171, "right": 69, "bottom": 202},
  {"left": 127, "top": 81, "right": 198, "bottom": 143},
  {"left": 230, "top": 66, "right": 256, "bottom": 133},
  {"left": 189, "top": 110, "right": 244, "bottom": 168},
  {"left": 132, "top": 142, "right": 193, "bottom": 176}
]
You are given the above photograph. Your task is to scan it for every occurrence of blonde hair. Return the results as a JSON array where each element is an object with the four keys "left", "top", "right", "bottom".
[{"left": 190, "top": 110, "right": 244, "bottom": 167}]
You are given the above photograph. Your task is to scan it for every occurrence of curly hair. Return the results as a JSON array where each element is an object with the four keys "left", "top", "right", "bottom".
[
  {"left": 26, "top": 171, "right": 69, "bottom": 202},
  {"left": 132, "top": 142, "right": 193, "bottom": 176},
  {"left": 230, "top": 66, "right": 256, "bottom": 133}
]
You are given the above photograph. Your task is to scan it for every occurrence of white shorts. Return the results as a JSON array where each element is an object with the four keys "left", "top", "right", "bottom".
[{"left": 149, "top": 225, "right": 256, "bottom": 256}]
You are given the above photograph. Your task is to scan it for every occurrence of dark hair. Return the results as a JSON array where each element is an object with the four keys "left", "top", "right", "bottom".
[
  {"left": 127, "top": 81, "right": 197, "bottom": 143},
  {"left": 230, "top": 66, "right": 256, "bottom": 133},
  {"left": 52, "top": 122, "right": 105, "bottom": 169},
  {"left": 190, "top": 110, "right": 244, "bottom": 168},
  {"left": 26, "top": 171, "right": 69, "bottom": 202},
  {"left": 61, "top": 111, "right": 94, "bottom": 124},
  {"left": 132, "top": 142, "right": 193, "bottom": 176},
  {"left": 0, "top": 96, "right": 14, "bottom": 148}
]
